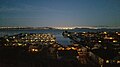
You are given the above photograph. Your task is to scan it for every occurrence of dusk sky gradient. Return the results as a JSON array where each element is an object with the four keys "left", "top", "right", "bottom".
[{"left": 0, "top": 0, "right": 120, "bottom": 27}]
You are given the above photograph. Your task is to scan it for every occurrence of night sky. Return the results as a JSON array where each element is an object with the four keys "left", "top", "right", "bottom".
[{"left": 0, "top": 0, "right": 120, "bottom": 27}]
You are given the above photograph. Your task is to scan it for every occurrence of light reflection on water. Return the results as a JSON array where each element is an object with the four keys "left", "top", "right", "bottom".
[
  {"left": 0, "top": 29, "right": 71, "bottom": 46},
  {"left": 0, "top": 29, "right": 120, "bottom": 45}
]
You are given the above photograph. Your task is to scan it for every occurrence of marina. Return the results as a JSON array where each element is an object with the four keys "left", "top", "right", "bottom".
[{"left": 0, "top": 29, "right": 120, "bottom": 67}]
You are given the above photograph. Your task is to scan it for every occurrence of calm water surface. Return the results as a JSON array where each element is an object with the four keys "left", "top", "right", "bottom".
[{"left": 0, "top": 29, "right": 120, "bottom": 45}]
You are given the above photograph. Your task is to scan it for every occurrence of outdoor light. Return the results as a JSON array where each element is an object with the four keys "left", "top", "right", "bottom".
[
  {"left": 113, "top": 40, "right": 117, "bottom": 43},
  {"left": 32, "top": 48, "right": 38, "bottom": 52},
  {"left": 18, "top": 43, "right": 22, "bottom": 46},
  {"left": 103, "top": 32, "right": 107, "bottom": 34},
  {"left": 106, "top": 60, "right": 109, "bottom": 63},
  {"left": 117, "top": 61, "right": 120, "bottom": 64},
  {"left": 6, "top": 39, "right": 9, "bottom": 42},
  {"left": 66, "top": 47, "right": 71, "bottom": 50},
  {"left": 109, "top": 37, "right": 113, "bottom": 39},
  {"left": 98, "top": 41, "right": 101, "bottom": 43},
  {"left": 83, "top": 32, "right": 86, "bottom": 33}
]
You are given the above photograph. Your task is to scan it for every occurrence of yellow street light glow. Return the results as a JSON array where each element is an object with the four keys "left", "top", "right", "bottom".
[
  {"left": 58, "top": 48, "right": 61, "bottom": 50},
  {"left": 51, "top": 39, "right": 55, "bottom": 42},
  {"left": 32, "top": 49, "right": 35, "bottom": 51},
  {"left": 104, "top": 32, "right": 107, "bottom": 34},
  {"left": 25, "top": 34, "right": 28, "bottom": 36},
  {"left": 78, "top": 52, "right": 80, "bottom": 54},
  {"left": 13, "top": 36, "right": 15, "bottom": 38},
  {"left": 67, "top": 34, "right": 70, "bottom": 36},
  {"left": 116, "top": 32, "right": 118, "bottom": 34},
  {"left": 71, "top": 47, "right": 76, "bottom": 50},
  {"left": 18, "top": 43, "right": 22, "bottom": 46},
  {"left": 66, "top": 47, "right": 71, "bottom": 50},
  {"left": 106, "top": 60, "right": 109, "bottom": 63},
  {"left": 46, "top": 40, "right": 49, "bottom": 42},
  {"left": 83, "top": 32, "right": 86, "bottom": 33},
  {"left": 34, "top": 49, "right": 38, "bottom": 52},
  {"left": 6, "top": 39, "right": 9, "bottom": 42},
  {"left": 4, "top": 44, "right": 7, "bottom": 46},
  {"left": 82, "top": 34, "right": 85, "bottom": 35},
  {"left": 118, "top": 34, "right": 120, "bottom": 35},
  {"left": 24, "top": 44, "right": 27, "bottom": 46},
  {"left": 74, "top": 32, "right": 77, "bottom": 34},
  {"left": 49, "top": 42, "right": 52, "bottom": 44},
  {"left": 62, "top": 48, "right": 65, "bottom": 50},
  {"left": 105, "top": 37, "right": 113, "bottom": 39},
  {"left": 32, "top": 49, "right": 38, "bottom": 52},
  {"left": 78, "top": 48, "right": 82, "bottom": 51},
  {"left": 58, "top": 47, "right": 63, "bottom": 50},
  {"left": 13, "top": 44, "right": 15, "bottom": 46},
  {"left": 113, "top": 40, "right": 117, "bottom": 43},
  {"left": 117, "top": 61, "right": 120, "bottom": 64},
  {"left": 109, "top": 37, "right": 113, "bottom": 39},
  {"left": 98, "top": 41, "right": 101, "bottom": 43},
  {"left": 41, "top": 40, "right": 43, "bottom": 42}
]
